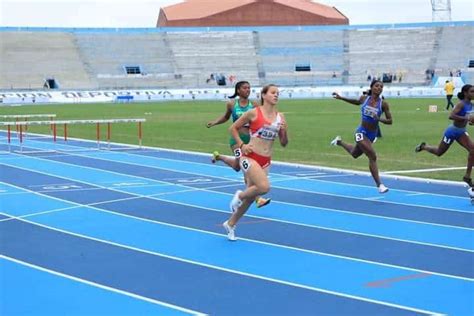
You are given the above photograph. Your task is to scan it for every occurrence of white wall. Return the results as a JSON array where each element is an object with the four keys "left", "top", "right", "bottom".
[{"left": 0, "top": 86, "right": 448, "bottom": 105}]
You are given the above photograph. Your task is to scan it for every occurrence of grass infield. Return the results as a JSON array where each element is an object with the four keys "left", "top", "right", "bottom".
[{"left": 0, "top": 97, "right": 468, "bottom": 182}]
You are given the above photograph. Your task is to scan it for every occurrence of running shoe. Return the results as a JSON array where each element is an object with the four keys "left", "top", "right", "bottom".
[
  {"left": 378, "top": 184, "right": 389, "bottom": 194},
  {"left": 222, "top": 220, "right": 237, "bottom": 241},
  {"left": 415, "top": 142, "right": 425, "bottom": 153},
  {"left": 330, "top": 136, "right": 341, "bottom": 146},
  {"left": 255, "top": 197, "right": 271, "bottom": 208},
  {"left": 211, "top": 151, "right": 220, "bottom": 163}
]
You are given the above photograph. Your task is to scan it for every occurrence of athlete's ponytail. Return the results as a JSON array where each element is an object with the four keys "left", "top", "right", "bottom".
[
  {"left": 228, "top": 81, "right": 250, "bottom": 99},
  {"left": 457, "top": 84, "right": 473, "bottom": 100}
]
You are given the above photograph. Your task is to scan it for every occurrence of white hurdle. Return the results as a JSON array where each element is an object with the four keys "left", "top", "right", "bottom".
[
  {"left": 0, "top": 114, "right": 56, "bottom": 135},
  {"left": 0, "top": 118, "right": 145, "bottom": 153},
  {"left": 0, "top": 114, "right": 56, "bottom": 119}
]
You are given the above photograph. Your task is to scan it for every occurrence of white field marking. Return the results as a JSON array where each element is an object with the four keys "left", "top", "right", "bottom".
[
  {"left": 385, "top": 167, "right": 465, "bottom": 174},
  {"left": 3, "top": 173, "right": 473, "bottom": 241},
  {"left": 280, "top": 172, "right": 352, "bottom": 179},
  {"left": 165, "top": 179, "right": 236, "bottom": 186},
  {"left": 0, "top": 191, "right": 31, "bottom": 197},
  {"left": 3, "top": 144, "right": 472, "bottom": 216},
  {"left": 0, "top": 255, "right": 203, "bottom": 315},
  {"left": 40, "top": 147, "right": 471, "bottom": 215},
  {"left": 273, "top": 160, "right": 464, "bottom": 187},
  {"left": 3, "top": 157, "right": 473, "bottom": 235},
  {"left": 2, "top": 173, "right": 474, "bottom": 264},
  {"left": 270, "top": 181, "right": 471, "bottom": 214},
  {"left": 298, "top": 174, "right": 352, "bottom": 179},
  {"left": 4, "top": 131, "right": 459, "bottom": 188},
  {"left": 364, "top": 196, "right": 387, "bottom": 201},
  {"left": 270, "top": 175, "right": 468, "bottom": 201},
  {"left": 2, "top": 149, "right": 278, "bottom": 199},
  {"left": 28, "top": 182, "right": 80, "bottom": 188},
  {"left": 7, "top": 190, "right": 474, "bottom": 254},
  {"left": 37, "top": 187, "right": 105, "bottom": 194},
  {"left": 3, "top": 131, "right": 464, "bottom": 187},
  {"left": 325, "top": 153, "right": 455, "bottom": 170},
  {"left": 3, "top": 154, "right": 474, "bottom": 233},
  {"left": 3, "top": 153, "right": 474, "bottom": 247},
  {"left": 13, "top": 142, "right": 470, "bottom": 213},
  {"left": 280, "top": 171, "right": 330, "bottom": 175},
  {"left": 406, "top": 192, "right": 429, "bottom": 197},
  {"left": 81, "top": 145, "right": 470, "bottom": 200},
  {"left": 0, "top": 204, "right": 86, "bottom": 223},
  {"left": 0, "top": 215, "right": 449, "bottom": 316}
]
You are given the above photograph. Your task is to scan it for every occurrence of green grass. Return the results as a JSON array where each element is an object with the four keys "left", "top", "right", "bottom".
[{"left": 0, "top": 98, "right": 468, "bottom": 182}]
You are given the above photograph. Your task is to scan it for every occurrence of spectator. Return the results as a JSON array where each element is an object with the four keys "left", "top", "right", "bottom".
[{"left": 444, "top": 80, "right": 455, "bottom": 110}]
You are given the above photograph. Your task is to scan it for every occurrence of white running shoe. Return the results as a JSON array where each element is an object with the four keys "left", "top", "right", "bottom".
[
  {"left": 230, "top": 190, "right": 243, "bottom": 213},
  {"left": 223, "top": 220, "right": 237, "bottom": 241},
  {"left": 330, "top": 136, "right": 342, "bottom": 146},
  {"left": 378, "top": 184, "right": 389, "bottom": 194}
]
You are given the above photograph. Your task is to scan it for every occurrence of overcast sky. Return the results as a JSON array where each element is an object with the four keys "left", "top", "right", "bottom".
[{"left": 0, "top": 0, "right": 472, "bottom": 28}]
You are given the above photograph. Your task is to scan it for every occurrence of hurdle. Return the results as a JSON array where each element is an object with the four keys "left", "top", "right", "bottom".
[
  {"left": 0, "top": 114, "right": 56, "bottom": 135},
  {"left": 0, "top": 118, "right": 145, "bottom": 153}
]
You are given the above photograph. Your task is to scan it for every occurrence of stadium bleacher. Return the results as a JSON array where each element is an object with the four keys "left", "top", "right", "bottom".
[{"left": 0, "top": 21, "right": 472, "bottom": 90}]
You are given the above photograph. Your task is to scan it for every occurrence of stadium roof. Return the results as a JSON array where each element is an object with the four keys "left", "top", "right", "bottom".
[{"left": 158, "top": 0, "right": 348, "bottom": 26}]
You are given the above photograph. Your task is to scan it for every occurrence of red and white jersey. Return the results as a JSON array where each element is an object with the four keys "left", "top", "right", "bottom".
[{"left": 249, "top": 107, "right": 282, "bottom": 141}]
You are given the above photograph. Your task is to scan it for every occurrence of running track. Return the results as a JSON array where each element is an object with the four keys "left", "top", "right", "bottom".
[{"left": 1, "top": 132, "right": 473, "bottom": 315}]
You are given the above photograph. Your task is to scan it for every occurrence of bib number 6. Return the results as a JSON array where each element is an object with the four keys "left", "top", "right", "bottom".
[{"left": 240, "top": 158, "right": 251, "bottom": 172}]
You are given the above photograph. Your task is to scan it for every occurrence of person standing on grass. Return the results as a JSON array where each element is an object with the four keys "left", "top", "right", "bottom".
[
  {"left": 415, "top": 84, "right": 474, "bottom": 186},
  {"left": 206, "top": 80, "right": 271, "bottom": 208},
  {"left": 444, "top": 80, "right": 455, "bottom": 110},
  {"left": 330, "top": 80, "right": 393, "bottom": 193},
  {"left": 223, "top": 84, "right": 288, "bottom": 241}
]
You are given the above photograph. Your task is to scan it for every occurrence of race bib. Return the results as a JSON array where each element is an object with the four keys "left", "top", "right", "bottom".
[
  {"left": 240, "top": 158, "right": 251, "bottom": 172},
  {"left": 443, "top": 136, "right": 453, "bottom": 145},
  {"left": 233, "top": 148, "right": 242, "bottom": 158}
]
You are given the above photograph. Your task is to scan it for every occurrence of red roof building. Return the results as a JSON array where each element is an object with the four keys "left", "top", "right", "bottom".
[{"left": 157, "top": 0, "right": 349, "bottom": 27}]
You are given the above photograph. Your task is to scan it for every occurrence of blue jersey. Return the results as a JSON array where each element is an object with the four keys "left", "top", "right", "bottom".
[
  {"left": 458, "top": 100, "right": 473, "bottom": 118},
  {"left": 361, "top": 96, "right": 383, "bottom": 124},
  {"left": 442, "top": 100, "right": 473, "bottom": 144}
]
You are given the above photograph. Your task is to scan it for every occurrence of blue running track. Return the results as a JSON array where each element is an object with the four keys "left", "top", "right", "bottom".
[{"left": 1, "top": 132, "right": 473, "bottom": 315}]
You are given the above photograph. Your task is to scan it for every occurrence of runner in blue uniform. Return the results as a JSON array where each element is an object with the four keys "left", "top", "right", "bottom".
[
  {"left": 331, "top": 80, "right": 393, "bottom": 193},
  {"left": 416, "top": 84, "right": 474, "bottom": 187}
]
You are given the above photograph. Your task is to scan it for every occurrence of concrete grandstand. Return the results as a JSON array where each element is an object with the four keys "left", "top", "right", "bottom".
[{"left": 0, "top": 21, "right": 472, "bottom": 91}]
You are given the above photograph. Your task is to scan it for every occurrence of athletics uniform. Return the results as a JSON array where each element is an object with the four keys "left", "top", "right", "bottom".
[
  {"left": 229, "top": 99, "right": 254, "bottom": 147},
  {"left": 355, "top": 96, "right": 382, "bottom": 143},
  {"left": 241, "top": 107, "right": 282, "bottom": 170},
  {"left": 442, "top": 100, "right": 473, "bottom": 144}
]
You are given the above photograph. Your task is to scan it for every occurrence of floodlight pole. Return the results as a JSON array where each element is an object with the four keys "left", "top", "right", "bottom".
[{"left": 431, "top": 0, "right": 451, "bottom": 22}]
